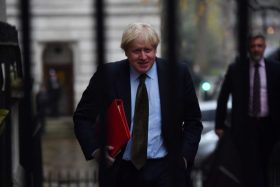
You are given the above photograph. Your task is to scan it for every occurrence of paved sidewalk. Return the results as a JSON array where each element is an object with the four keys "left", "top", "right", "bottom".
[{"left": 42, "top": 117, "right": 98, "bottom": 186}]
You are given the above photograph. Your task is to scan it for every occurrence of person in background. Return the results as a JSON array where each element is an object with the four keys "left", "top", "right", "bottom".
[
  {"left": 47, "top": 69, "right": 61, "bottom": 117},
  {"left": 215, "top": 33, "right": 280, "bottom": 187},
  {"left": 73, "top": 23, "right": 203, "bottom": 187},
  {"left": 35, "top": 83, "right": 49, "bottom": 133}
]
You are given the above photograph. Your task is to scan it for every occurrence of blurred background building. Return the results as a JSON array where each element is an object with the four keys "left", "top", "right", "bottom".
[
  {"left": 1, "top": 0, "right": 280, "bottom": 186},
  {"left": 6, "top": 0, "right": 161, "bottom": 116},
  {"left": 5, "top": 0, "right": 280, "bottom": 106}
]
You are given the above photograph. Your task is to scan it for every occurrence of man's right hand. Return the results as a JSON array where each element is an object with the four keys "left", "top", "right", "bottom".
[
  {"left": 92, "top": 146, "right": 115, "bottom": 167},
  {"left": 215, "top": 129, "right": 224, "bottom": 138}
]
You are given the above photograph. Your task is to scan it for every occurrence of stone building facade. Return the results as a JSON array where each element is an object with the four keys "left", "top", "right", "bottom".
[
  {"left": 6, "top": 0, "right": 161, "bottom": 116},
  {"left": 0, "top": 0, "right": 6, "bottom": 21}
]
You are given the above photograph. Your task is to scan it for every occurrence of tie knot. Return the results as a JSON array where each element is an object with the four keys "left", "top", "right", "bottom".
[
  {"left": 139, "top": 74, "right": 147, "bottom": 84},
  {"left": 254, "top": 63, "right": 260, "bottom": 68}
]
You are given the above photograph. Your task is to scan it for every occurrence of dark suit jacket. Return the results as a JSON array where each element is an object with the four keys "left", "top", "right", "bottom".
[
  {"left": 215, "top": 58, "right": 280, "bottom": 141},
  {"left": 73, "top": 57, "right": 202, "bottom": 184},
  {"left": 215, "top": 58, "right": 280, "bottom": 185}
]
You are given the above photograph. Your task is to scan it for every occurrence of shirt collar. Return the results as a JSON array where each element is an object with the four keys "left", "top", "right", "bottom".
[
  {"left": 130, "top": 61, "right": 157, "bottom": 81},
  {"left": 250, "top": 58, "right": 265, "bottom": 68}
]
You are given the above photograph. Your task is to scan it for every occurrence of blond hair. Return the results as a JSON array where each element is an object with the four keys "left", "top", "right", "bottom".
[{"left": 120, "top": 23, "right": 160, "bottom": 51}]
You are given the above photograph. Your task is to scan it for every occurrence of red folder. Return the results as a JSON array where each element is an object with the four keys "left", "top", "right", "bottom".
[{"left": 106, "top": 99, "right": 130, "bottom": 157}]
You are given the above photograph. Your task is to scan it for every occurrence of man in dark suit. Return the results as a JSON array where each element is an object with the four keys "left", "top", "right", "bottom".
[
  {"left": 215, "top": 33, "right": 280, "bottom": 187},
  {"left": 73, "top": 23, "right": 203, "bottom": 187}
]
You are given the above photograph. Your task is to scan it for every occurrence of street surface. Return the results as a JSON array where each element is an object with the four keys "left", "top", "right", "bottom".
[{"left": 42, "top": 117, "right": 98, "bottom": 186}]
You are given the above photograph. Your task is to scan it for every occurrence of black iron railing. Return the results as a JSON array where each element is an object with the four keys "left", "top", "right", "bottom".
[{"left": 43, "top": 169, "right": 98, "bottom": 187}]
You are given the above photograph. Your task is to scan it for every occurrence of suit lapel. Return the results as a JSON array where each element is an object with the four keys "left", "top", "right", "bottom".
[
  {"left": 156, "top": 58, "right": 169, "bottom": 130},
  {"left": 114, "top": 60, "right": 132, "bottom": 127},
  {"left": 264, "top": 59, "right": 273, "bottom": 107},
  {"left": 239, "top": 59, "right": 250, "bottom": 107},
  {"left": 245, "top": 60, "right": 250, "bottom": 103}
]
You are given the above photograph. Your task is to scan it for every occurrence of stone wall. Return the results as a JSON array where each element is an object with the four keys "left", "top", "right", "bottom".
[
  {"left": 6, "top": 0, "right": 161, "bottom": 109},
  {"left": 0, "top": 0, "right": 6, "bottom": 21}
]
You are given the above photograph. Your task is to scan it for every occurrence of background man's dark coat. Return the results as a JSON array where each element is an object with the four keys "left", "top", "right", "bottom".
[{"left": 215, "top": 58, "right": 280, "bottom": 186}]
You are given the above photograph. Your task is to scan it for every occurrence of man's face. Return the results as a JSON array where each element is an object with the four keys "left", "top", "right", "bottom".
[
  {"left": 125, "top": 39, "right": 156, "bottom": 74},
  {"left": 249, "top": 37, "right": 266, "bottom": 62}
]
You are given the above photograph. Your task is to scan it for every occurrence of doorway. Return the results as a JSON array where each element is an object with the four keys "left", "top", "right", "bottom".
[{"left": 42, "top": 42, "right": 74, "bottom": 116}]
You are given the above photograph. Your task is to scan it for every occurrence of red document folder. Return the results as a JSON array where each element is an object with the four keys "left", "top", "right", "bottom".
[{"left": 106, "top": 99, "right": 130, "bottom": 157}]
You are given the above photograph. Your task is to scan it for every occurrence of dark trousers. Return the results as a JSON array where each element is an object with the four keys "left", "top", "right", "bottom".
[
  {"left": 242, "top": 116, "right": 275, "bottom": 187},
  {"left": 115, "top": 157, "right": 186, "bottom": 187}
]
